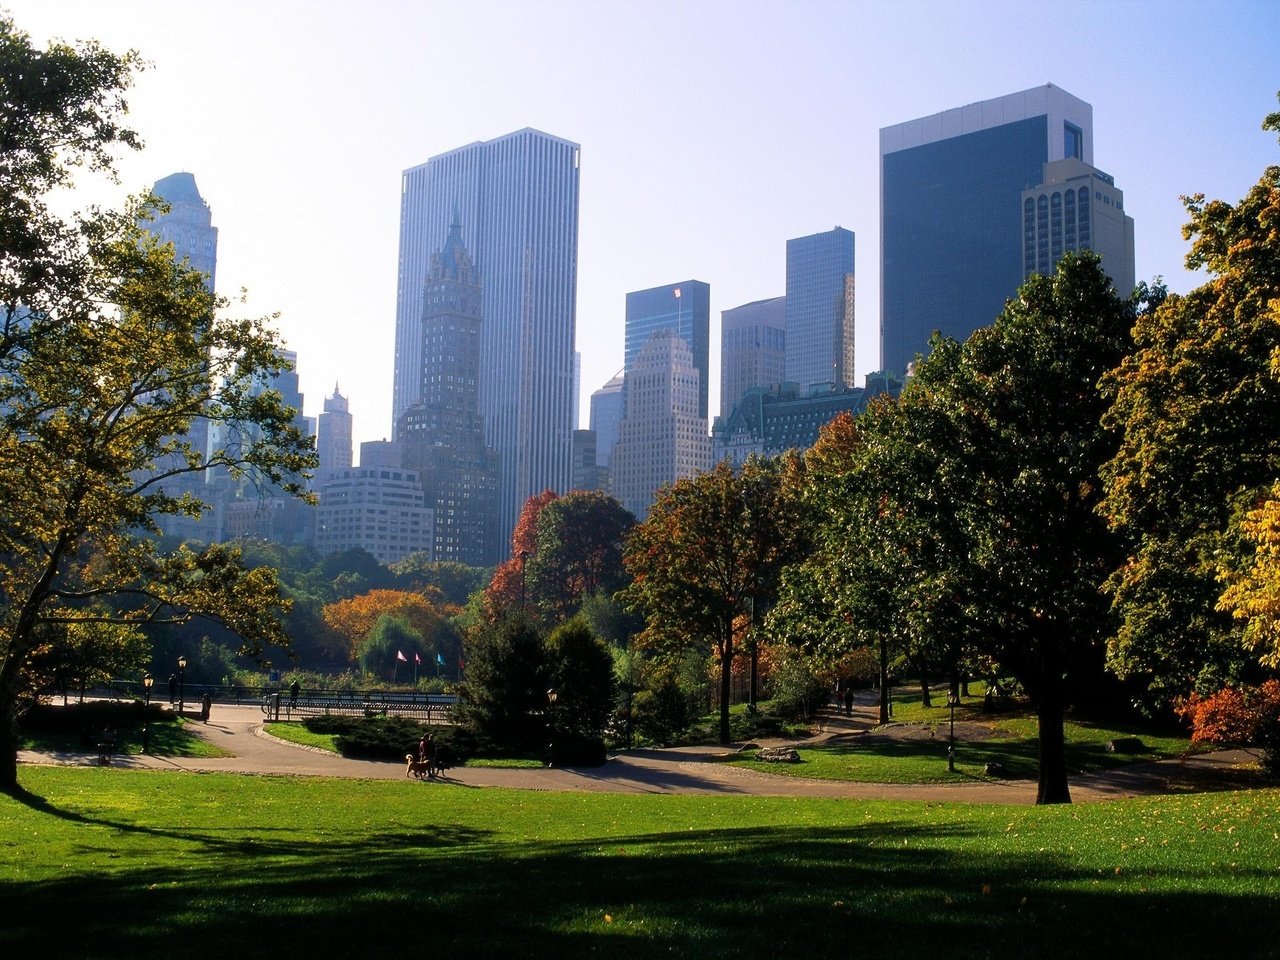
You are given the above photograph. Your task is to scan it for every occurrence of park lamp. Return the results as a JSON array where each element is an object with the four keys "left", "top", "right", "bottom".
[
  {"left": 546, "top": 687, "right": 558, "bottom": 705},
  {"left": 178, "top": 654, "right": 187, "bottom": 671},
  {"left": 142, "top": 672, "right": 154, "bottom": 692}
]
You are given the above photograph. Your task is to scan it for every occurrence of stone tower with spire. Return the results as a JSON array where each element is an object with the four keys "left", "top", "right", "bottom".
[
  {"left": 399, "top": 218, "right": 500, "bottom": 565},
  {"left": 317, "top": 384, "right": 353, "bottom": 482}
]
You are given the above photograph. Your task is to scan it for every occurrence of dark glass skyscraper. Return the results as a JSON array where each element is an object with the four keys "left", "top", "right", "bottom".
[
  {"left": 880, "top": 84, "right": 1093, "bottom": 376},
  {"left": 785, "top": 228, "right": 855, "bottom": 389},
  {"left": 624, "top": 280, "right": 710, "bottom": 420}
]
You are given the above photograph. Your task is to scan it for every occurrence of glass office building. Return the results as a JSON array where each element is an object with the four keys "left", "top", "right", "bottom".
[
  {"left": 624, "top": 280, "right": 710, "bottom": 420},
  {"left": 392, "top": 129, "right": 580, "bottom": 555},
  {"left": 785, "top": 228, "right": 855, "bottom": 389},
  {"left": 880, "top": 84, "right": 1093, "bottom": 376}
]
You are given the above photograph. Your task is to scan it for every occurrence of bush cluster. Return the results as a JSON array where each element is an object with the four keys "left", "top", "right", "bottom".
[{"left": 301, "top": 715, "right": 468, "bottom": 766}]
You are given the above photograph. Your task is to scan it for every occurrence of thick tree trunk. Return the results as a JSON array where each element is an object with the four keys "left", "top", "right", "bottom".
[
  {"left": 1035, "top": 642, "right": 1072, "bottom": 805},
  {"left": 0, "top": 659, "right": 24, "bottom": 794},
  {"left": 919, "top": 672, "right": 932, "bottom": 709}
]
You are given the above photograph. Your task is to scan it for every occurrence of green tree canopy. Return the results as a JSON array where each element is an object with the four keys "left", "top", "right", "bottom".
[{"left": 0, "top": 16, "right": 315, "bottom": 792}]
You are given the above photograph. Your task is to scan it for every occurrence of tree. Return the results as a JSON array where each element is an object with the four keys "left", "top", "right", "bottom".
[
  {"left": 321, "top": 589, "right": 455, "bottom": 665},
  {"left": 359, "top": 616, "right": 422, "bottom": 678},
  {"left": 454, "top": 613, "right": 549, "bottom": 755},
  {"left": 545, "top": 616, "right": 616, "bottom": 763},
  {"left": 950, "top": 254, "right": 1134, "bottom": 803},
  {"left": 482, "top": 490, "right": 558, "bottom": 618},
  {"left": 528, "top": 491, "right": 635, "bottom": 621},
  {"left": 622, "top": 457, "right": 806, "bottom": 744},
  {"left": 1100, "top": 99, "right": 1280, "bottom": 701},
  {"left": 0, "top": 18, "right": 316, "bottom": 792},
  {"left": 391, "top": 556, "right": 489, "bottom": 606}
]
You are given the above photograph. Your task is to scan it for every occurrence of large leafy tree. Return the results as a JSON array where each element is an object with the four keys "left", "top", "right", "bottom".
[
  {"left": 454, "top": 612, "right": 549, "bottom": 755},
  {"left": 1100, "top": 99, "right": 1280, "bottom": 700},
  {"left": 482, "top": 490, "right": 558, "bottom": 618},
  {"left": 0, "top": 17, "right": 315, "bottom": 792},
  {"left": 622, "top": 456, "right": 806, "bottom": 744},
  {"left": 528, "top": 490, "right": 635, "bottom": 622},
  {"left": 954, "top": 254, "right": 1135, "bottom": 803}
]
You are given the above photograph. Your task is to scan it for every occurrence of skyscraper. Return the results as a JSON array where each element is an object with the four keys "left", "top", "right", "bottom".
[
  {"left": 1022, "top": 157, "right": 1134, "bottom": 292},
  {"left": 610, "top": 331, "right": 711, "bottom": 521},
  {"left": 149, "top": 172, "right": 218, "bottom": 293},
  {"left": 392, "top": 129, "right": 580, "bottom": 554},
  {"left": 880, "top": 83, "right": 1094, "bottom": 375},
  {"left": 317, "top": 384, "right": 353, "bottom": 482},
  {"left": 142, "top": 172, "right": 219, "bottom": 543},
  {"left": 720, "top": 295, "right": 786, "bottom": 422},
  {"left": 399, "top": 219, "right": 500, "bottom": 566},
  {"left": 589, "top": 371, "right": 624, "bottom": 471},
  {"left": 625, "top": 280, "right": 710, "bottom": 420},
  {"left": 785, "top": 229, "right": 855, "bottom": 390}
]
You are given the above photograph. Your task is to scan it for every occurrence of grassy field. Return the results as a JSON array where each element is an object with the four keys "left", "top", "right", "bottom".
[
  {"left": 729, "top": 715, "right": 1191, "bottom": 784},
  {"left": 21, "top": 717, "right": 231, "bottom": 759},
  {"left": 2, "top": 766, "right": 1277, "bottom": 959}
]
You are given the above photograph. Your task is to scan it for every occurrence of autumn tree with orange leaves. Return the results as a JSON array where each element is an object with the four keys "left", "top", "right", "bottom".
[{"left": 321, "top": 589, "right": 457, "bottom": 664}]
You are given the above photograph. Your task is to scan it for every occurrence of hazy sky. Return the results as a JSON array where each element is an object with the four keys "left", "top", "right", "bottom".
[{"left": 8, "top": 0, "right": 1278, "bottom": 448}]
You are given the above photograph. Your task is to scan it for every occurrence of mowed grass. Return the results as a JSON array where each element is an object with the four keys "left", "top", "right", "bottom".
[
  {"left": 2, "top": 767, "right": 1278, "bottom": 959},
  {"left": 22, "top": 718, "right": 231, "bottom": 759},
  {"left": 260, "top": 724, "right": 544, "bottom": 768}
]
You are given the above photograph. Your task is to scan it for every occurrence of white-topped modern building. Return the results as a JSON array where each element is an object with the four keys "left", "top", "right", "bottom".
[{"left": 392, "top": 129, "right": 580, "bottom": 555}]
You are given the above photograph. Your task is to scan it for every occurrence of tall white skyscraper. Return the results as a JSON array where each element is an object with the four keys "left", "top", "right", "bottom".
[{"left": 393, "top": 129, "right": 580, "bottom": 554}]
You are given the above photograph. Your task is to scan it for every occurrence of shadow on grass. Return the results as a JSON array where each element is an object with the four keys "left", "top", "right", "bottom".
[{"left": 2, "top": 786, "right": 1276, "bottom": 958}]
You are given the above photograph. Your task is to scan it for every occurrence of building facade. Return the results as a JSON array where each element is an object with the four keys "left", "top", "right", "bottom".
[
  {"left": 624, "top": 280, "right": 711, "bottom": 420},
  {"left": 588, "top": 371, "right": 624, "bottom": 475},
  {"left": 712, "top": 373, "right": 904, "bottom": 468},
  {"left": 392, "top": 129, "right": 580, "bottom": 554},
  {"left": 785, "top": 229, "right": 855, "bottom": 390},
  {"left": 720, "top": 295, "right": 786, "bottom": 421},
  {"left": 881, "top": 84, "right": 1094, "bottom": 375},
  {"left": 398, "top": 220, "right": 500, "bottom": 566},
  {"left": 316, "top": 384, "right": 353, "bottom": 483},
  {"left": 315, "top": 466, "right": 434, "bottom": 565},
  {"left": 610, "top": 331, "right": 711, "bottom": 521},
  {"left": 143, "top": 172, "right": 220, "bottom": 543},
  {"left": 1022, "top": 157, "right": 1134, "bottom": 293}
]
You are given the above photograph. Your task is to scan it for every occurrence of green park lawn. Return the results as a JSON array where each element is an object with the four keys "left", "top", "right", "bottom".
[
  {"left": 2, "top": 766, "right": 1277, "bottom": 959},
  {"left": 261, "top": 722, "right": 546, "bottom": 768},
  {"left": 20, "top": 717, "right": 231, "bottom": 759}
]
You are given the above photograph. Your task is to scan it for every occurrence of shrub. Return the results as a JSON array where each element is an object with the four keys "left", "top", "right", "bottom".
[{"left": 1179, "top": 680, "right": 1280, "bottom": 776}]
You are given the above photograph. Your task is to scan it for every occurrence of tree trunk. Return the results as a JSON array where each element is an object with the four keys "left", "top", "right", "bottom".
[
  {"left": 878, "top": 635, "right": 890, "bottom": 725},
  {"left": 719, "top": 626, "right": 733, "bottom": 745},
  {"left": 919, "top": 672, "right": 932, "bottom": 708},
  {"left": 1035, "top": 641, "right": 1072, "bottom": 805},
  {"left": 0, "top": 659, "right": 24, "bottom": 794}
]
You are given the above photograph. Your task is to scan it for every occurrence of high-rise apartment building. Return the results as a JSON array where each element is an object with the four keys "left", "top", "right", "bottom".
[
  {"left": 392, "top": 129, "right": 580, "bottom": 554},
  {"left": 785, "top": 229, "right": 855, "bottom": 390},
  {"left": 317, "top": 385, "right": 353, "bottom": 482},
  {"left": 398, "top": 220, "right": 500, "bottom": 566},
  {"left": 720, "top": 296, "right": 786, "bottom": 422},
  {"left": 315, "top": 465, "right": 434, "bottom": 565},
  {"left": 881, "top": 84, "right": 1094, "bottom": 375},
  {"left": 625, "top": 281, "right": 710, "bottom": 420},
  {"left": 1022, "top": 157, "right": 1134, "bottom": 293},
  {"left": 610, "top": 331, "right": 711, "bottom": 521}
]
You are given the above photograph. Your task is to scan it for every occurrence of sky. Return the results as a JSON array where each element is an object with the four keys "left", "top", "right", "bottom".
[{"left": 7, "top": 0, "right": 1279, "bottom": 449}]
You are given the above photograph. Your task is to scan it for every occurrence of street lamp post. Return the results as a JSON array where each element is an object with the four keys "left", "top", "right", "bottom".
[
  {"left": 546, "top": 687, "right": 558, "bottom": 767},
  {"left": 177, "top": 654, "right": 187, "bottom": 716},
  {"left": 947, "top": 688, "right": 959, "bottom": 772},
  {"left": 142, "top": 672, "right": 153, "bottom": 754}
]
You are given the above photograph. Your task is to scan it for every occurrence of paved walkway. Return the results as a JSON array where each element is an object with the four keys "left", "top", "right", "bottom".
[{"left": 17, "top": 701, "right": 1265, "bottom": 805}]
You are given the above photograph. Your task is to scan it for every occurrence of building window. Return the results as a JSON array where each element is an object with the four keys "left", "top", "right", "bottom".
[{"left": 1064, "top": 122, "right": 1083, "bottom": 160}]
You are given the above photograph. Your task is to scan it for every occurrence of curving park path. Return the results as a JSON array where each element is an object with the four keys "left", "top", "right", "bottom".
[{"left": 18, "top": 700, "right": 1264, "bottom": 805}]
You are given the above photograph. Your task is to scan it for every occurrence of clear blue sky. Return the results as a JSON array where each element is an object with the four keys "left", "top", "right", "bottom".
[{"left": 8, "top": 0, "right": 1278, "bottom": 447}]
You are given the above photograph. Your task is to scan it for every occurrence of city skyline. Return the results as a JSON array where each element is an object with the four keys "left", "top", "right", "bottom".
[{"left": 9, "top": 0, "right": 1278, "bottom": 451}]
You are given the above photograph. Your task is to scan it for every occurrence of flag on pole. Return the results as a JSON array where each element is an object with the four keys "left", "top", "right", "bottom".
[
  {"left": 396, "top": 650, "right": 408, "bottom": 662},
  {"left": 414, "top": 652, "right": 421, "bottom": 664},
  {"left": 437, "top": 653, "right": 445, "bottom": 666},
  {"left": 673, "top": 287, "right": 681, "bottom": 298}
]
